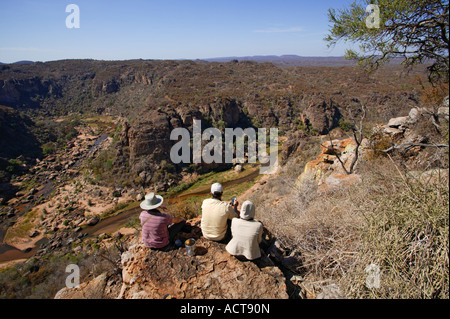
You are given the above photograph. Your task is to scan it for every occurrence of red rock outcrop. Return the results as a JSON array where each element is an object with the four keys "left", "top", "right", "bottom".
[
  {"left": 118, "top": 240, "right": 288, "bottom": 299},
  {"left": 54, "top": 218, "right": 289, "bottom": 299},
  {"left": 297, "top": 137, "right": 363, "bottom": 191}
]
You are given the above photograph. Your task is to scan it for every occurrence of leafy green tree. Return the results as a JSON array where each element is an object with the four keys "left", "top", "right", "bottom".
[{"left": 325, "top": 0, "right": 449, "bottom": 83}]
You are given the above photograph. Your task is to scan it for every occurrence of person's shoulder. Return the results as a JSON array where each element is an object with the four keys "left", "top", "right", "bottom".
[
  {"left": 255, "top": 220, "right": 264, "bottom": 229},
  {"left": 148, "top": 209, "right": 167, "bottom": 217},
  {"left": 221, "top": 200, "right": 232, "bottom": 207},
  {"left": 202, "top": 198, "right": 214, "bottom": 206},
  {"left": 140, "top": 210, "right": 148, "bottom": 217},
  {"left": 203, "top": 198, "right": 228, "bottom": 206},
  {"left": 155, "top": 210, "right": 171, "bottom": 218}
]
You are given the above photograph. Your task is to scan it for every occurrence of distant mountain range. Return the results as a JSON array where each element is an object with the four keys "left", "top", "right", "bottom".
[
  {"left": 0, "top": 55, "right": 405, "bottom": 67},
  {"left": 0, "top": 60, "right": 35, "bottom": 65},
  {"left": 202, "top": 55, "right": 360, "bottom": 67},
  {"left": 2, "top": 56, "right": 353, "bottom": 66}
]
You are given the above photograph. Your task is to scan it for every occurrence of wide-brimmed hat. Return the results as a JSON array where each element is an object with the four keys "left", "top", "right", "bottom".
[{"left": 140, "top": 193, "right": 164, "bottom": 210}]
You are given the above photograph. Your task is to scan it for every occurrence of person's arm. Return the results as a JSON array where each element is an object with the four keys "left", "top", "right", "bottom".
[
  {"left": 232, "top": 199, "right": 240, "bottom": 218},
  {"left": 257, "top": 223, "right": 263, "bottom": 244}
]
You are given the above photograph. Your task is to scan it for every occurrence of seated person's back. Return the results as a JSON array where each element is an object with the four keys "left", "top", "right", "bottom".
[
  {"left": 201, "top": 183, "right": 238, "bottom": 241},
  {"left": 139, "top": 192, "right": 185, "bottom": 250},
  {"left": 140, "top": 209, "right": 173, "bottom": 249},
  {"left": 226, "top": 201, "right": 263, "bottom": 260},
  {"left": 201, "top": 198, "right": 236, "bottom": 241}
]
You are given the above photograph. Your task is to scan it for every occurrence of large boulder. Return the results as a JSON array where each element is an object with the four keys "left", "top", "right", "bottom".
[
  {"left": 54, "top": 218, "right": 289, "bottom": 299},
  {"left": 297, "top": 138, "right": 358, "bottom": 182},
  {"left": 118, "top": 241, "right": 288, "bottom": 299},
  {"left": 387, "top": 116, "right": 409, "bottom": 128}
]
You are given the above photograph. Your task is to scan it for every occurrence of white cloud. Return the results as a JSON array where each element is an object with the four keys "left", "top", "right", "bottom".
[{"left": 253, "top": 26, "right": 303, "bottom": 33}]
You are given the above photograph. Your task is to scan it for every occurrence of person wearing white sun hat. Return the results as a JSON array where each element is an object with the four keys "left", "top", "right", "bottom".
[
  {"left": 200, "top": 183, "right": 239, "bottom": 242},
  {"left": 226, "top": 200, "right": 263, "bottom": 260},
  {"left": 139, "top": 193, "right": 185, "bottom": 250}
]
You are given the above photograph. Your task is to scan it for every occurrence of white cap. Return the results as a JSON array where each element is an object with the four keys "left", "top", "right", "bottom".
[{"left": 211, "top": 183, "right": 223, "bottom": 194}]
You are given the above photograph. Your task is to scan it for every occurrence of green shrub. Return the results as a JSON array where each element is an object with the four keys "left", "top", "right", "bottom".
[{"left": 338, "top": 119, "right": 355, "bottom": 132}]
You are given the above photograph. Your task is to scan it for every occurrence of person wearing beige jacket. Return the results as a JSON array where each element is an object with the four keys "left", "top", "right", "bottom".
[
  {"left": 201, "top": 183, "right": 239, "bottom": 242},
  {"left": 226, "top": 200, "right": 263, "bottom": 261}
]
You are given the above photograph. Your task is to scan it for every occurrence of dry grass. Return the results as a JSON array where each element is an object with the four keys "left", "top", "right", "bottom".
[
  {"left": 342, "top": 161, "right": 449, "bottom": 298},
  {"left": 258, "top": 174, "right": 364, "bottom": 279},
  {"left": 256, "top": 157, "right": 449, "bottom": 298}
]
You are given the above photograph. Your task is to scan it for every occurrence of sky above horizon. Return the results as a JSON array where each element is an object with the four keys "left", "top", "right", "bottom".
[{"left": 0, "top": 0, "right": 355, "bottom": 63}]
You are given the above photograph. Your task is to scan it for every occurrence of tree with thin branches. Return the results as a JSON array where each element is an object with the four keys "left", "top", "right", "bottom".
[{"left": 325, "top": 0, "right": 449, "bottom": 84}]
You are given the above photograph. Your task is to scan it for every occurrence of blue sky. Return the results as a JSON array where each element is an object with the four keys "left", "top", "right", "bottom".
[{"left": 0, "top": 0, "right": 354, "bottom": 63}]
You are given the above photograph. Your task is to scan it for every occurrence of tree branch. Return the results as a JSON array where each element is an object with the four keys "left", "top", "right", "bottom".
[{"left": 383, "top": 143, "right": 449, "bottom": 153}]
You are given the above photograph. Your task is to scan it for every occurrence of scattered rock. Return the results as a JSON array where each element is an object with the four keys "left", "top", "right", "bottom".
[
  {"left": 113, "top": 232, "right": 123, "bottom": 239},
  {"left": 54, "top": 273, "right": 110, "bottom": 299},
  {"left": 73, "top": 245, "right": 83, "bottom": 253},
  {"left": 29, "top": 230, "right": 39, "bottom": 238},
  {"left": 438, "top": 104, "right": 449, "bottom": 121},
  {"left": 383, "top": 126, "right": 404, "bottom": 137},
  {"left": 408, "top": 107, "right": 421, "bottom": 123},
  {"left": 86, "top": 217, "right": 100, "bottom": 226},
  {"left": 388, "top": 116, "right": 409, "bottom": 128},
  {"left": 442, "top": 95, "right": 449, "bottom": 108}
]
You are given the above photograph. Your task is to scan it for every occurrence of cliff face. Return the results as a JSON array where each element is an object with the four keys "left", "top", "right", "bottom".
[{"left": 0, "top": 106, "right": 42, "bottom": 160}]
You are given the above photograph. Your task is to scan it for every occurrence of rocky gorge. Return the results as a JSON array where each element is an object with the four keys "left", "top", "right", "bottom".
[
  {"left": 0, "top": 59, "right": 448, "bottom": 299},
  {"left": 0, "top": 60, "right": 426, "bottom": 196}
]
